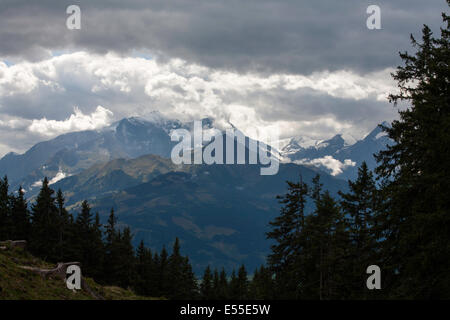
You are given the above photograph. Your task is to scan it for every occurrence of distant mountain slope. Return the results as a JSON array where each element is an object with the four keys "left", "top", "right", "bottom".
[
  {"left": 54, "top": 154, "right": 190, "bottom": 204},
  {"left": 62, "top": 159, "right": 348, "bottom": 274},
  {"left": 0, "top": 115, "right": 184, "bottom": 194},
  {"left": 1, "top": 111, "right": 391, "bottom": 193}
]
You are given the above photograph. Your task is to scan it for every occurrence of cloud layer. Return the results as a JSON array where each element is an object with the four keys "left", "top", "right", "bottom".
[
  {"left": 0, "top": 1, "right": 447, "bottom": 74},
  {"left": 28, "top": 106, "right": 113, "bottom": 137},
  {"left": 0, "top": 1, "right": 447, "bottom": 157},
  {"left": 0, "top": 52, "right": 399, "bottom": 156}
]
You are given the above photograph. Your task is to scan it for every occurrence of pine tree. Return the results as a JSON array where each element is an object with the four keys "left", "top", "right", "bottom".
[
  {"left": 91, "top": 213, "right": 105, "bottom": 278},
  {"left": 167, "top": 238, "right": 183, "bottom": 298},
  {"left": 167, "top": 238, "right": 198, "bottom": 299},
  {"left": 200, "top": 265, "right": 214, "bottom": 299},
  {"left": 55, "top": 190, "right": 71, "bottom": 261},
  {"left": 116, "top": 227, "right": 136, "bottom": 288},
  {"left": 157, "top": 246, "right": 169, "bottom": 296},
  {"left": 339, "top": 162, "right": 378, "bottom": 299},
  {"left": 303, "top": 191, "right": 347, "bottom": 299},
  {"left": 75, "top": 201, "right": 96, "bottom": 274},
  {"left": 10, "top": 186, "right": 30, "bottom": 241},
  {"left": 0, "top": 176, "right": 11, "bottom": 240},
  {"left": 212, "top": 268, "right": 220, "bottom": 300},
  {"left": 218, "top": 268, "right": 229, "bottom": 299},
  {"left": 180, "top": 256, "right": 198, "bottom": 299},
  {"left": 236, "top": 265, "right": 249, "bottom": 300},
  {"left": 29, "top": 178, "right": 61, "bottom": 261},
  {"left": 135, "top": 240, "right": 152, "bottom": 295},
  {"left": 103, "top": 208, "right": 121, "bottom": 285},
  {"left": 266, "top": 175, "right": 309, "bottom": 298},
  {"left": 249, "top": 265, "right": 274, "bottom": 300},
  {"left": 375, "top": 2, "right": 450, "bottom": 298},
  {"left": 152, "top": 251, "right": 161, "bottom": 295}
]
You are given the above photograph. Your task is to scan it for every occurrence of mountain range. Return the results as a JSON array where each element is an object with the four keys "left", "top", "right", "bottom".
[{"left": 0, "top": 114, "right": 391, "bottom": 273}]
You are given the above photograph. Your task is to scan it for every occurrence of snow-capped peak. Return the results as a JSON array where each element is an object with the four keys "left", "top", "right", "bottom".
[{"left": 281, "top": 136, "right": 321, "bottom": 154}]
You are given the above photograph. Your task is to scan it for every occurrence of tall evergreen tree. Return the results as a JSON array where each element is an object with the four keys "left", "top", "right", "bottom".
[
  {"left": 10, "top": 187, "right": 30, "bottom": 241},
  {"left": 157, "top": 246, "right": 169, "bottom": 296},
  {"left": 75, "top": 201, "right": 94, "bottom": 269},
  {"left": 266, "top": 175, "right": 309, "bottom": 298},
  {"left": 375, "top": 2, "right": 450, "bottom": 298},
  {"left": 116, "top": 227, "right": 136, "bottom": 288},
  {"left": 90, "top": 212, "right": 105, "bottom": 279},
  {"left": 0, "top": 176, "right": 11, "bottom": 240},
  {"left": 72, "top": 201, "right": 104, "bottom": 278},
  {"left": 339, "top": 162, "right": 378, "bottom": 299},
  {"left": 211, "top": 268, "right": 220, "bottom": 300},
  {"left": 218, "top": 268, "right": 229, "bottom": 299},
  {"left": 103, "top": 208, "right": 121, "bottom": 285},
  {"left": 200, "top": 265, "right": 214, "bottom": 299},
  {"left": 167, "top": 238, "right": 184, "bottom": 298},
  {"left": 55, "top": 189, "right": 71, "bottom": 261},
  {"left": 180, "top": 256, "right": 198, "bottom": 299},
  {"left": 236, "top": 264, "right": 249, "bottom": 300},
  {"left": 167, "top": 238, "right": 198, "bottom": 299},
  {"left": 29, "top": 178, "right": 61, "bottom": 261},
  {"left": 304, "top": 191, "right": 347, "bottom": 299},
  {"left": 249, "top": 265, "right": 274, "bottom": 300}
]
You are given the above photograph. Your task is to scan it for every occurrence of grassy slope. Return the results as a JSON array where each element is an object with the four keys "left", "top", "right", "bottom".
[{"left": 0, "top": 247, "right": 157, "bottom": 300}]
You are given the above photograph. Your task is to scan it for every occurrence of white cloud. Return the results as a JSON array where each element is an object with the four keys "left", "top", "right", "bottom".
[
  {"left": 282, "top": 69, "right": 396, "bottom": 102},
  {"left": 0, "top": 52, "right": 397, "bottom": 155},
  {"left": 295, "top": 156, "right": 356, "bottom": 176},
  {"left": 0, "top": 61, "right": 39, "bottom": 96},
  {"left": 28, "top": 105, "right": 114, "bottom": 137}
]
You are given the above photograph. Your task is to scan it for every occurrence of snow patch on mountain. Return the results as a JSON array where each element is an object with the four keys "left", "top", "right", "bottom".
[
  {"left": 281, "top": 136, "right": 322, "bottom": 155},
  {"left": 375, "top": 131, "right": 387, "bottom": 140},
  {"left": 49, "top": 171, "right": 70, "bottom": 185},
  {"left": 31, "top": 180, "right": 43, "bottom": 188}
]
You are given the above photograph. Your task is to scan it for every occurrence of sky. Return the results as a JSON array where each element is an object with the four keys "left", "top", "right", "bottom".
[{"left": 0, "top": 0, "right": 448, "bottom": 157}]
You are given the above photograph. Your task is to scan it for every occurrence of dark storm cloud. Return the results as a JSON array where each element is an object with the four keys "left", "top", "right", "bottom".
[{"left": 0, "top": 0, "right": 447, "bottom": 74}]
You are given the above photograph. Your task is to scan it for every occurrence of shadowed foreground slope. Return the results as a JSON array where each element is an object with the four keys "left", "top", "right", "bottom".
[{"left": 0, "top": 246, "right": 157, "bottom": 300}]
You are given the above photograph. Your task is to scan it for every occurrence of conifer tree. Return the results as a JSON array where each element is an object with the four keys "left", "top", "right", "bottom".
[
  {"left": 298, "top": 190, "right": 348, "bottom": 300},
  {"left": 10, "top": 186, "right": 30, "bottom": 241},
  {"left": 75, "top": 201, "right": 96, "bottom": 273},
  {"left": 135, "top": 240, "right": 153, "bottom": 295},
  {"left": 375, "top": 2, "right": 450, "bottom": 298},
  {"left": 55, "top": 189, "right": 71, "bottom": 260},
  {"left": 90, "top": 212, "right": 105, "bottom": 279},
  {"left": 211, "top": 268, "right": 220, "bottom": 300},
  {"left": 200, "top": 265, "right": 214, "bottom": 299},
  {"left": 180, "top": 256, "right": 198, "bottom": 299},
  {"left": 249, "top": 265, "right": 274, "bottom": 300},
  {"left": 339, "top": 162, "right": 378, "bottom": 299},
  {"left": 167, "top": 238, "right": 183, "bottom": 297},
  {"left": 0, "top": 176, "right": 11, "bottom": 240},
  {"left": 167, "top": 238, "right": 197, "bottom": 299},
  {"left": 103, "top": 208, "right": 121, "bottom": 285},
  {"left": 266, "top": 175, "right": 308, "bottom": 298},
  {"left": 116, "top": 227, "right": 136, "bottom": 288},
  {"left": 218, "top": 268, "right": 229, "bottom": 299},
  {"left": 157, "top": 246, "right": 169, "bottom": 296},
  {"left": 236, "top": 264, "right": 249, "bottom": 300},
  {"left": 29, "top": 178, "right": 61, "bottom": 261}
]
